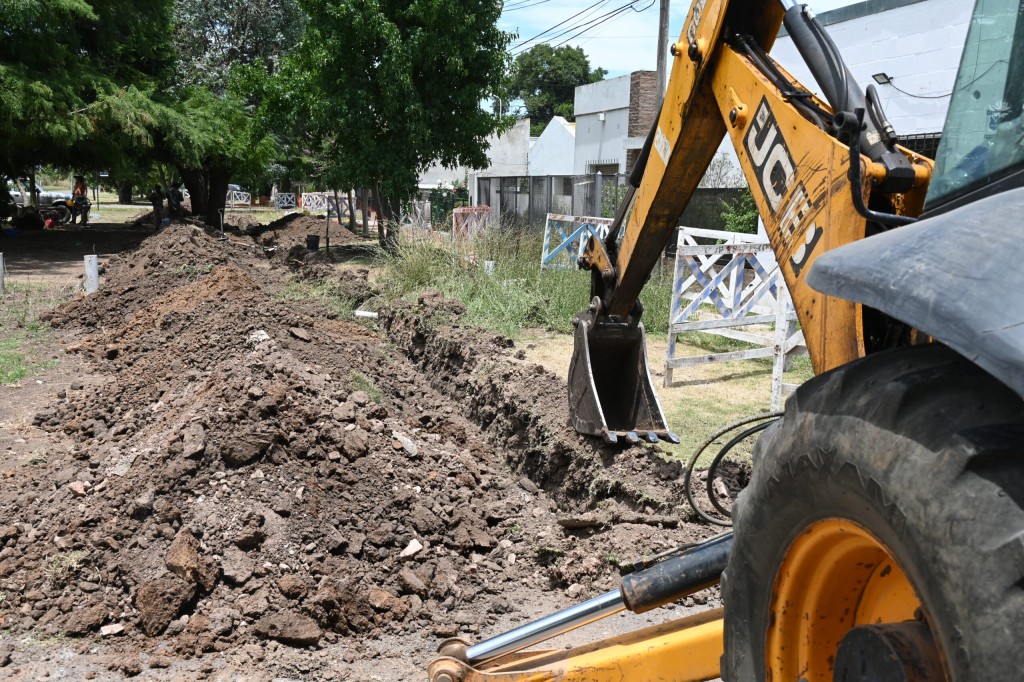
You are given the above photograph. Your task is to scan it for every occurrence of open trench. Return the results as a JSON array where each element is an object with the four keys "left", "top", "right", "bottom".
[{"left": 0, "top": 222, "right": 716, "bottom": 680}]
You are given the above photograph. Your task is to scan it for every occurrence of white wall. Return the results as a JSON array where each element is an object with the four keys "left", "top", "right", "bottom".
[
  {"left": 574, "top": 74, "right": 632, "bottom": 174},
  {"left": 529, "top": 117, "right": 576, "bottom": 176},
  {"left": 419, "top": 162, "right": 466, "bottom": 189},
  {"left": 477, "top": 118, "right": 531, "bottom": 177},
  {"left": 420, "top": 119, "right": 532, "bottom": 202},
  {"left": 709, "top": 0, "right": 971, "bottom": 187},
  {"left": 771, "top": 0, "right": 972, "bottom": 136}
]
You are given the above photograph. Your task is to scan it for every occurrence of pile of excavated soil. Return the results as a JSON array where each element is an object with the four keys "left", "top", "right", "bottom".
[
  {"left": 0, "top": 223, "right": 713, "bottom": 678},
  {"left": 251, "top": 214, "right": 368, "bottom": 264}
]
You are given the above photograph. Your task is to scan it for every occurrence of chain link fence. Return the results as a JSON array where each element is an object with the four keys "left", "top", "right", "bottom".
[
  {"left": 477, "top": 174, "right": 748, "bottom": 234},
  {"left": 477, "top": 174, "right": 630, "bottom": 229}
]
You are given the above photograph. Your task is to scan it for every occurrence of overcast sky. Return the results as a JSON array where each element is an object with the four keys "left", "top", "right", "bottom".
[{"left": 500, "top": 0, "right": 863, "bottom": 77}]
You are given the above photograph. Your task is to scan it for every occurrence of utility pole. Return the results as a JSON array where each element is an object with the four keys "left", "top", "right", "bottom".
[{"left": 656, "top": 0, "right": 670, "bottom": 96}]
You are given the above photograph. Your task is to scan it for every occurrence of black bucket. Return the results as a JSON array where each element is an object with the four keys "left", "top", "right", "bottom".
[
  {"left": 568, "top": 315, "right": 679, "bottom": 444},
  {"left": 306, "top": 234, "right": 320, "bottom": 252}
]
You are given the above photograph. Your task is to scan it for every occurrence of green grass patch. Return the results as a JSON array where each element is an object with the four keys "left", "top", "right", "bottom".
[
  {"left": 379, "top": 229, "right": 676, "bottom": 339},
  {"left": 348, "top": 369, "right": 383, "bottom": 403},
  {"left": 273, "top": 279, "right": 357, "bottom": 319},
  {"left": 0, "top": 282, "right": 64, "bottom": 385},
  {"left": 86, "top": 203, "right": 147, "bottom": 224},
  {"left": 0, "top": 338, "right": 32, "bottom": 383}
]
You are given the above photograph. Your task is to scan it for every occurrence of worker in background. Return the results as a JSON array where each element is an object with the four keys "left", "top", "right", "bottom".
[
  {"left": 149, "top": 185, "right": 165, "bottom": 229},
  {"left": 167, "top": 182, "right": 184, "bottom": 220},
  {"left": 72, "top": 175, "right": 89, "bottom": 225}
]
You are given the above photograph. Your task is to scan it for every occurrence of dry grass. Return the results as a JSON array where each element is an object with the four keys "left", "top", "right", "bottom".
[
  {"left": 517, "top": 329, "right": 814, "bottom": 461},
  {"left": 44, "top": 550, "right": 88, "bottom": 587}
]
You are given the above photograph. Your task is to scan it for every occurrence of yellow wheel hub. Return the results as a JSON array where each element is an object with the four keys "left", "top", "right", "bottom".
[{"left": 766, "top": 518, "right": 934, "bottom": 680}]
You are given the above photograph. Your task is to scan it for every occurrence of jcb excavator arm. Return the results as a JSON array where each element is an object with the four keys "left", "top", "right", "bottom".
[
  {"left": 429, "top": 0, "right": 935, "bottom": 679},
  {"left": 568, "top": 0, "right": 931, "bottom": 442},
  {"left": 429, "top": 1, "right": 1024, "bottom": 679}
]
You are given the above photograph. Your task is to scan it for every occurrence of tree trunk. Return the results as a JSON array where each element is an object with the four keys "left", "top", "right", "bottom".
[
  {"left": 117, "top": 181, "right": 133, "bottom": 205},
  {"left": 373, "top": 183, "right": 387, "bottom": 250},
  {"left": 347, "top": 188, "right": 357, "bottom": 233},
  {"left": 181, "top": 169, "right": 207, "bottom": 218},
  {"left": 374, "top": 183, "right": 401, "bottom": 253},
  {"left": 204, "top": 164, "right": 229, "bottom": 227},
  {"left": 361, "top": 188, "right": 370, "bottom": 238}
]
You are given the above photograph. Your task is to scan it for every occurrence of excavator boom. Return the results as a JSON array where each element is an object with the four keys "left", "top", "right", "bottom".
[
  {"left": 568, "top": 0, "right": 930, "bottom": 442},
  {"left": 429, "top": 0, "right": 1024, "bottom": 679}
]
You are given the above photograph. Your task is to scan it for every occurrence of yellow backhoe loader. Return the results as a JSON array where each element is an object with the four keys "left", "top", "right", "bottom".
[{"left": 429, "top": 0, "right": 1024, "bottom": 679}]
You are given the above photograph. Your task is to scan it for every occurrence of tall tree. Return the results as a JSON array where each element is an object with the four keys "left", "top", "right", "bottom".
[
  {"left": 508, "top": 45, "right": 606, "bottom": 136},
  {"left": 173, "top": 0, "right": 305, "bottom": 94},
  {"left": 168, "top": 0, "right": 304, "bottom": 222},
  {"left": 0, "top": 0, "right": 174, "bottom": 179},
  {"left": 281, "top": 0, "right": 512, "bottom": 243}
]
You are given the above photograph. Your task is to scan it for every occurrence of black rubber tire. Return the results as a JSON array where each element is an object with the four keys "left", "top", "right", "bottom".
[
  {"left": 49, "top": 204, "right": 71, "bottom": 225},
  {"left": 722, "top": 344, "right": 1024, "bottom": 681}
]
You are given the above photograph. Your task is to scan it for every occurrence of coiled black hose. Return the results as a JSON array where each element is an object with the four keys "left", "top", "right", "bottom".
[{"left": 683, "top": 412, "right": 782, "bottom": 526}]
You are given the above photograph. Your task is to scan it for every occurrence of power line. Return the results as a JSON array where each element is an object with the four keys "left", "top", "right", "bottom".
[
  {"left": 503, "top": 0, "right": 554, "bottom": 10},
  {"left": 510, "top": 0, "right": 613, "bottom": 53},
  {"left": 511, "top": 0, "right": 656, "bottom": 56},
  {"left": 550, "top": 0, "right": 656, "bottom": 49},
  {"left": 543, "top": 2, "right": 637, "bottom": 46}
]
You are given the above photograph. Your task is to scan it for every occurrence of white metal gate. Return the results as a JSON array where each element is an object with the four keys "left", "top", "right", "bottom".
[
  {"left": 665, "top": 227, "right": 806, "bottom": 409},
  {"left": 274, "top": 193, "right": 297, "bottom": 211}
]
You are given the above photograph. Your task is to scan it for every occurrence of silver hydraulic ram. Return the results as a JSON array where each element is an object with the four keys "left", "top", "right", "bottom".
[{"left": 437, "top": 532, "right": 732, "bottom": 666}]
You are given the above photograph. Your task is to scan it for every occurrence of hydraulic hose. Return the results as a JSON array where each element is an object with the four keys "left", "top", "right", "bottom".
[
  {"left": 865, "top": 84, "right": 897, "bottom": 146},
  {"left": 838, "top": 108, "right": 917, "bottom": 227},
  {"left": 705, "top": 419, "right": 777, "bottom": 519},
  {"left": 782, "top": 4, "right": 915, "bottom": 191}
]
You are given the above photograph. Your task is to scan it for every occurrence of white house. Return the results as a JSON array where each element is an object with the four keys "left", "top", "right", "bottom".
[
  {"left": 528, "top": 116, "right": 576, "bottom": 177},
  {"left": 419, "top": 119, "right": 532, "bottom": 202},
  {"left": 573, "top": 71, "right": 658, "bottom": 175}
]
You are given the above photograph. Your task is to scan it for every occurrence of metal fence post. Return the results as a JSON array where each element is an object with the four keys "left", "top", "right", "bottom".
[
  {"left": 594, "top": 171, "right": 603, "bottom": 217},
  {"left": 528, "top": 177, "right": 535, "bottom": 230},
  {"left": 0, "top": 252, "right": 5, "bottom": 295}
]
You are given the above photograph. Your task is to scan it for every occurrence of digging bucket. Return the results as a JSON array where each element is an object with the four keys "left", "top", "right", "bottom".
[{"left": 568, "top": 315, "right": 679, "bottom": 444}]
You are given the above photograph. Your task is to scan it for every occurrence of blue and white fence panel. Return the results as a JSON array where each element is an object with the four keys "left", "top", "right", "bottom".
[
  {"left": 665, "top": 227, "right": 806, "bottom": 409},
  {"left": 540, "top": 213, "right": 614, "bottom": 271}
]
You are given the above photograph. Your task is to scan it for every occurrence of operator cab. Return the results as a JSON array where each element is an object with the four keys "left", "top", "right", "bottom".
[{"left": 926, "top": 0, "right": 1024, "bottom": 213}]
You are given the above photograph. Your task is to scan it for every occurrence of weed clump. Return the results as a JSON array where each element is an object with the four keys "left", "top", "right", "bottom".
[
  {"left": 348, "top": 369, "right": 383, "bottom": 403},
  {"left": 45, "top": 550, "right": 88, "bottom": 587},
  {"left": 379, "top": 226, "right": 674, "bottom": 338}
]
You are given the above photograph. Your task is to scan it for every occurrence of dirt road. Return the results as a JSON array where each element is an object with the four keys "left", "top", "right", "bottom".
[{"left": 0, "top": 222, "right": 717, "bottom": 680}]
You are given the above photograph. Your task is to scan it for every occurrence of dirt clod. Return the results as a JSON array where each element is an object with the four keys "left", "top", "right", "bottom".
[
  {"left": 136, "top": 576, "right": 196, "bottom": 636},
  {"left": 254, "top": 611, "right": 323, "bottom": 646}
]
